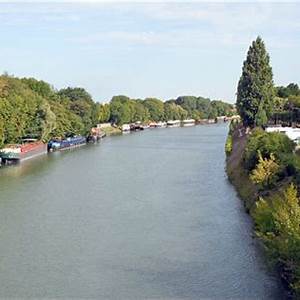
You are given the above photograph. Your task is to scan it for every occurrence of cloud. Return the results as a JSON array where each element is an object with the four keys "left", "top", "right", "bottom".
[{"left": 1, "top": 2, "right": 300, "bottom": 50}]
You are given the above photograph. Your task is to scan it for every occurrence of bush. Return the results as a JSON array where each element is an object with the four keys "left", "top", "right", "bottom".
[
  {"left": 244, "top": 128, "right": 295, "bottom": 171},
  {"left": 229, "top": 119, "right": 239, "bottom": 134},
  {"left": 279, "top": 153, "right": 300, "bottom": 176},
  {"left": 254, "top": 184, "right": 300, "bottom": 295},
  {"left": 225, "top": 134, "right": 233, "bottom": 155},
  {"left": 250, "top": 151, "right": 279, "bottom": 188}
]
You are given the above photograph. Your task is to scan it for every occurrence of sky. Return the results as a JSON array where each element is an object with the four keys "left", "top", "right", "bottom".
[{"left": 0, "top": 2, "right": 299, "bottom": 103}]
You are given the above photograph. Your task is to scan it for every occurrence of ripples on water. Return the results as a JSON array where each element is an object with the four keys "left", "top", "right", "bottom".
[{"left": 0, "top": 124, "right": 284, "bottom": 299}]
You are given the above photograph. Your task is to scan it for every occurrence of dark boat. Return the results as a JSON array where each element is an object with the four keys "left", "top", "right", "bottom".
[{"left": 48, "top": 136, "right": 87, "bottom": 152}]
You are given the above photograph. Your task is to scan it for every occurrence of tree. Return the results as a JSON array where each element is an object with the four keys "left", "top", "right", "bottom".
[
  {"left": 58, "top": 87, "right": 95, "bottom": 133},
  {"left": 109, "top": 96, "right": 132, "bottom": 125},
  {"left": 96, "top": 103, "right": 111, "bottom": 123},
  {"left": 143, "top": 98, "right": 165, "bottom": 122},
  {"left": 277, "top": 83, "right": 300, "bottom": 98},
  {"left": 236, "top": 36, "right": 275, "bottom": 127},
  {"left": 133, "top": 100, "right": 150, "bottom": 122}
]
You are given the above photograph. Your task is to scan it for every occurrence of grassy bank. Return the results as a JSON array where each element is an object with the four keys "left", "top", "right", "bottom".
[
  {"left": 101, "top": 126, "right": 122, "bottom": 136},
  {"left": 226, "top": 124, "right": 258, "bottom": 212},
  {"left": 226, "top": 124, "right": 298, "bottom": 298}
]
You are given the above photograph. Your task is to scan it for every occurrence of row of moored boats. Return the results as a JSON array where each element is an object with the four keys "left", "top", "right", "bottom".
[
  {"left": 121, "top": 119, "right": 198, "bottom": 131},
  {"left": 0, "top": 127, "right": 105, "bottom": 165}
]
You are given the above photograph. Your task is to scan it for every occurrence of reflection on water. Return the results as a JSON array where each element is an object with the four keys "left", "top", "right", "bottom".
[{"left": 0, "top": 124, "right": 285, "bottom": 299}]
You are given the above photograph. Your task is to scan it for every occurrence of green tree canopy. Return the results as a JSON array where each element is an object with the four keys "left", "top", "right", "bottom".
[
  {"left": 143, "top": 98, "right": 165, "bottom": 122},
  {"left": 237, "top": 36, "right": 275, "bottom": 127}
]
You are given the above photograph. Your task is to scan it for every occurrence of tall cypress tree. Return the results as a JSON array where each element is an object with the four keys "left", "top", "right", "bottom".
[{"left": 236, "top": 36, "right": 274, "bottom": 127}]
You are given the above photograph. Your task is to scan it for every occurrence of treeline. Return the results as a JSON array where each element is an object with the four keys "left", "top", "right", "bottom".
[
  {"left": 107, "top": 95, "right": 234, "bottom": 125},
  {"left": 0, "top": 75, "right": 98, "bottom": 148},
  {"left": 229, "top": 36, "right": 300, "bottom": 297},
  {"left": 0, "top": 74, "right": 234, "bottom": 147}
]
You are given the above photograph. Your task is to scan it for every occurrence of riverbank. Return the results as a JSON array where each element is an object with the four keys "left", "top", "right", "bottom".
[
  {"left": 101, "top": 125, "right": 122, "bottom": 136},
  {"left": 226, "top": 124, "right": 297, "bottom": 298},
  {"left": 226, "top": 124, "right": 258, "bottom": 212}
]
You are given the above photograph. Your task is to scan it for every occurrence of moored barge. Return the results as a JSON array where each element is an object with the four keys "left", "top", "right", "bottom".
[
  {"left": 167, "top": 120, "right": 181, "bottom": 128},
  {"left": 88, "top": 127, "right": 106, "bottom": 143},
  {"left": 47, "top": 136, "right": 87, "bottom": 152},
  {"left": 0, "top": 139, "right": 47, "bottom": 164}
]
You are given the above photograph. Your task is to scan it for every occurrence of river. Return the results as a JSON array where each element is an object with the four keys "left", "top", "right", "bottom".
[{"left": 0, "top": 124, "right": 284, "bottom": 299}]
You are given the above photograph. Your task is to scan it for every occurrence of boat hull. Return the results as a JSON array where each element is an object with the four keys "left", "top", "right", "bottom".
[
  {"left": 0, "top": 143, "right": 47, "bottom": 163},
  {"left": 48, "top": 136, "right": 87, "bottom": 152}
]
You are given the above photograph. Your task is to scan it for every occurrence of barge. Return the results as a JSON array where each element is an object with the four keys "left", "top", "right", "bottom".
[
  {"left": 182, "top": 119, "right": 195, "bottom": 127},
  {"left": 88, "top": 127, "right": 106, "bottom": 143},
  {"left": 121, "top": 124, "right": 131, "bottom": 132},
  {"left": 47, "top": 136, "right": 87, "bottom": 152},
  {"left": 0, "top": 139, "right": 47, "bottom": 164},
  {"left": 167, "top": 120, "right": 181, "bottom": 128}
]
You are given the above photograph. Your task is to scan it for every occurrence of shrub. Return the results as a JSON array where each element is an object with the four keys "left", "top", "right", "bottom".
[
  {"left": 225, "top": 134, "right": 233, "bottom": 155},
  {"left": 279, "top": 153, "right": 300, "bottom": 177},
  {"left": 254, "top": 184, "right": 300, "bottom": 294},
  {"left": 244, "top": 128, "right": 295, "bottom": 171},
  {"left": 250, "top": 152, "right": 279, "bottom": 188}
]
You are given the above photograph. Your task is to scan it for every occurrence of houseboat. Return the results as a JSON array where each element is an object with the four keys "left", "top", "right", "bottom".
[
  {"left": 130, "top": 122, "right": 144, "bottom": 131},
  {"left": 0, "top": 139, "right": 47, "bottom": 163},
  {"left": 182, "top": 119, "right": 195, "bottom": 127},
  {"left": 156, "top": 121, "right": 167, "bottom": 128},
  {"left": 167, "top": 120, "right": 181, "bottom": 128},
  {"left": 47, "top": 136, "right": 87, "bottom": 152},
  {"left": 88, "top": 127, "right": 106, "bottom": 143},
  {"left": 121, "top": 124, "right": 131, "bottom": 132},
  {"left": 149, "top": 122, "right": 157, "bottom": 128}
]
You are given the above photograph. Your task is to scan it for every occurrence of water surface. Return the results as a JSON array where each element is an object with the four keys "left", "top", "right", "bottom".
[{"left": 0, "top": 124, "right": 284, "bottom": 299}]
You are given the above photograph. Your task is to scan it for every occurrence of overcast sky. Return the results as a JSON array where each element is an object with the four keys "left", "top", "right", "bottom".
[{"left": 0, "top": 2, "right": 299, "bottom": 103}]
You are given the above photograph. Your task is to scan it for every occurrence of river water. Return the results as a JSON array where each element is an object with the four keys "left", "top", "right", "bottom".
[{"left": 0, "top": 124, "right": 284, "bottom": 299}]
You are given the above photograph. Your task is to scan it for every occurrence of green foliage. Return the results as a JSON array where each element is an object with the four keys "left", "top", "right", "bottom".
[
  {"left": 133, "top": 100, "right": 150, "bottom": 122},
  {"left": 236, "top": 36, "right": 275, "bottom": 127},
  {"left": 288, "top": 95, "right": 300, "bottom": 108},
  {"left": 109, "top": 96, "right": 133, "bottom": 125},
  {"left": 254, "top": 184, "right": 300, "bottom": 293},
  {"left": 0, "top": 76, "right": 49, "bottom": 143},
  {"left": 143, "top": 98, "right": 165, "bottom": 122},
  {"left": 229, "top": 119, "right": 240, "bottom": 134},
  {"left": 279, "top": 153, "right": 300, "bottom": 178},
  {"left": 21, "top": 78, "right": 55, "bottom": 98},
  {"left": 255, "top": 105, "right": 268, "bottom": 127},
  {"left": 250, "top": 151, "right": 279, "bottom": 188},
  {"left": 0, "top": 74, "right": 234, "bottom": 146},
  {"left": 0, "top": 76, "right": 93, "bottom": 144},
  {"left": 225, "top": 134, "right": 233, "bottom": 155},
  {"left": 58, "top": 87, "right": 96, "bottom": 133},
  {"left": 164, "top": 102, "right": 187, "bottom": 121},
  {"left": 244, "top": 128, "right": 295, "bottom": 171},
  {"left": 211, "top": 100, "right": 234, "bottom": 117},
  {"left": 170, "top": 96, "right": 234, "bottom": 120},
  {"left": 96, "top": 103, "right": 111, "bottom": 123},
  {"left": 276, "top": 83, "right": 300, "bottom": 98}
]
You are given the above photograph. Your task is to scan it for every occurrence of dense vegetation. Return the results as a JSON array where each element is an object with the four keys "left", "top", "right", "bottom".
[
  {"left": 228, "top": 36, "right": 300, "bottom": 297},
  {"left": 0, "top": 74, "right": 234, "bottom": 148},
  {"left": 106, "top": 95, "right": 234, "bottom": 125}
]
